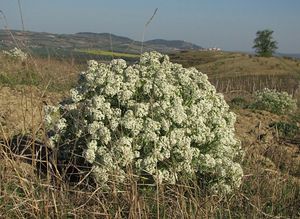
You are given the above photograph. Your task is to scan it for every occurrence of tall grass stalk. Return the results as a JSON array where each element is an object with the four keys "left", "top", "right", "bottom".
[
  {"left": 17, "top": 0, "right": 25, "bottom": 31},
  {"left": 140, "top": 8, "right": 158, "bottom": 54}
]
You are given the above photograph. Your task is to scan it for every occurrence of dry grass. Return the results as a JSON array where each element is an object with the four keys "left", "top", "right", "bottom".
[
  {"left": 0, "top": 50, "right": 299, "bottom": 218},
  {"left": 0, "top": 128, "right": 299, "bottom": 218},
  {"left": 169, "top": 51, "right": 300, "bottom": 77},
  {"left": 0, "top": 53, "right": 80, "bottom": 92},
  {"left": 169, "top": 50, "right": 300, "bottom": 105}
]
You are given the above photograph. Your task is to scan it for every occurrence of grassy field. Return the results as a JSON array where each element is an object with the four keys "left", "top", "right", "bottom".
[
  {"left": 75, "top": 49, "right": 140, "bottom": 58},
  {"left": 0, "top": 50, "right": 299, "bottom": 218}
]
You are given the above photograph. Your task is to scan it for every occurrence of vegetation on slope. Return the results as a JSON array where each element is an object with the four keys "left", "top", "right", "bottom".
[
  {"left": 169, "top": 51, "right": 300, "bottom": 97},
  {"left": 0, "top": 50, "right": 299, "bottom": 218},
  {"left": 75, "top": 49, "right": 140, "bottom": 58}
]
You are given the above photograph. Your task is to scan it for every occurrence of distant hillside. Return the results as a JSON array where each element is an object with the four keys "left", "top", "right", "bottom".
[
  {"left": 145, "top": 39, "right": 201, "bottom": 50},
  {"left": 0, "top": 30, "right": 202, "bottom": 55}
]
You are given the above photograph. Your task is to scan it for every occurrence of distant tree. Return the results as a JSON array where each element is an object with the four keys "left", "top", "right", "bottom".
[{"left": 253, "top": 29, "right": 278, "bottom": 57}]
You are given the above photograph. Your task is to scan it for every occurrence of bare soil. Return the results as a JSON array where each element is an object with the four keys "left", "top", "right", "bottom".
[
  {"left": 234, "top": 108, "right": 300, "bottom": 179},
  {"left": 0, "top": 85, "right": 62, "bottom": 137}
]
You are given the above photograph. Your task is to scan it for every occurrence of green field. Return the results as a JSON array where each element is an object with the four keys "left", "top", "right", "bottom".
[{"left": 76, "top": 49, "right": 140, "bottom": 58}]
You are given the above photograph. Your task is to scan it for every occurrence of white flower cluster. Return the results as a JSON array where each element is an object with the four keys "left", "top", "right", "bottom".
[
  {"left": 3, "top": 47, "right": 28, "bottom": 61},
  {"left": 45, "top": 51, "right": 243, "bottom": 193},
  {"left": 252, "top": 88, "right": 297, "bottom": 114}
]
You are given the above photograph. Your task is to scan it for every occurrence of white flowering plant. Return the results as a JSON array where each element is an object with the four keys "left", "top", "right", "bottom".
[
  {"left": 3, "top": 47, "right": 28, "bottom": 61},
  {"left": 45, "top": 51, "right": 243, "bottom": 193},
  {"left": 251, "top": 88, "right": 297, "bottom": 114}
]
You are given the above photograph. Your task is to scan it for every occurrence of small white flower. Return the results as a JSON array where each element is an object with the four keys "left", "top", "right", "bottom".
[
  {"left": 87, "top": 60, "right": 98, "bottom": 71},
  {"left": 3, "top": 47, "right": 27, "bottom": 61},
  {"left": 70, "top": 88, "right": 83, "bottom": 103},
  {"left": 85, "top": 148, "right": 96, "bottom": 163},
  {"left": 56, "top": 118, "right": 67, "bottom": 131}
]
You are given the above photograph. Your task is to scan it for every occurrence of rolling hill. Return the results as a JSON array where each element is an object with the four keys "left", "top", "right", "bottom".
[{"left": 0, "top": 30, "right": 202, "bottom": 55}]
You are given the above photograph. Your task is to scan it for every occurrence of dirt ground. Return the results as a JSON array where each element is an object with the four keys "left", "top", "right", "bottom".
[
  {"left": 234, "top": 108, "right": 300, "bottom": 178},
  {"left": 0, "top": 85, "right": 63, "bottom": 138}
]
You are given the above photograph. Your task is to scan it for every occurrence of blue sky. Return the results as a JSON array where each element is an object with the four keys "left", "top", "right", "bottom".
[{"left": 1, "top": 0, "right": 300, "bottom": 53}]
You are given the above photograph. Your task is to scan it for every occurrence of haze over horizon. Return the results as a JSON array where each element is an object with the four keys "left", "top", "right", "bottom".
[{"left": 1, "top": 0, "right": 300, "bottom": 53}]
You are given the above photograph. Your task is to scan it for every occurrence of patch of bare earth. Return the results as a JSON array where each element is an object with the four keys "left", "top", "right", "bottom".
[
  {"left": 234, "top": 109, "right": 300, "bottom": 179},
  {"left": 0, "top": 85, "right": 63, "bottom": 138}
]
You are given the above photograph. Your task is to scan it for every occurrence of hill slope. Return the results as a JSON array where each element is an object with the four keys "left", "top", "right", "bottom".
[
  {"left": 0, "top": 30, "right": 202, "bottom": 54},
  {"left": 169, "top": 51, "right": 300, "bottom": 95}
]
